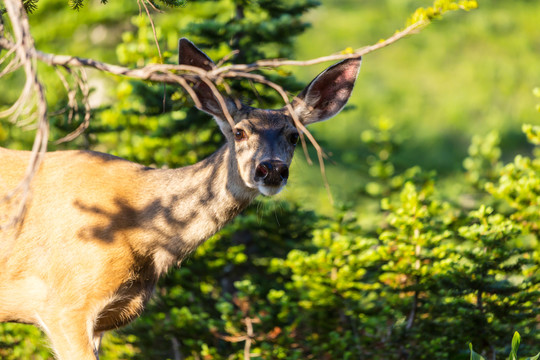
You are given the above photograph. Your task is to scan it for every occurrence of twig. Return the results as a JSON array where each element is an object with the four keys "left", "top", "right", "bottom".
[
  {"left": 216, "top": 49, "right": 240, "bottom": 68},
  {"left": 211, "top": 297, "right": 261, "bottom": 359},
  {"left": 0, "top": 45, "right": 22, "bottom": 77},
  {"left": 143, "top": 0, "right": 163, "bottom": 13},
  {"left": 55, "top": 67, "right": 91, "bottom": 144},
  {"left": 138, "top": 0, "right": 167, "bottom": 112},
  {"left": 1, "top": 0, "right": 49, "bottom": 231},
  {"left": 213, "top": 21, "right": 427, "bottom": 75},
  {"left": 211, "top": 316, "right": 260, "bottom": 359},
  {"left": 0, "top": 14, "right": 437, "bottom": 229},
  {"left": 1, "top": 19, "right": 426, "bottom": 87},
  {"left": 140, "top": 0, "right": 163, "bottom": 62},
  {"left": 53, "top": 66, "right": 78, "bottom": 124},
  {"left": 199, "top": 74, "right": 236, "bottom": 129},
  {"left": 243, "top": 316, "right": 253, "bottom": 360}
]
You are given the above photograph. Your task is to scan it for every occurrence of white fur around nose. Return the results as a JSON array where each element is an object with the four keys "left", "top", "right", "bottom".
[{"left": 258, "top": 184, "right": 285, "bottom": 196}]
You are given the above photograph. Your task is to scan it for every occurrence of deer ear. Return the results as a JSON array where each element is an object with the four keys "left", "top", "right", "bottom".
[
  {"left": 179, "top": 38, "right": 215, "bottom": 70},
  {"left": 178, "top": 38, "right": 235, "bottom": 121},
  {"left": 292, "top": 58, "right": 361, "bottom": 125}
]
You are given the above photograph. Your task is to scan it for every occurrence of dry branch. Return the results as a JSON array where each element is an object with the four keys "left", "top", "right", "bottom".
[
  {"left": 0, "top": 9, "right": 435, "bottom": 230},
  {"left": 214, "top": 20, "right": 426, "bottom": 74},
  {"left": 54, "top": 67, "right": 91, "bottom": 144},
  {"left": 1, "top": 19, "right": 426, "bottom": 85},
  {"left": 1, "top": 0, "right": 48, "bottom": 231}
]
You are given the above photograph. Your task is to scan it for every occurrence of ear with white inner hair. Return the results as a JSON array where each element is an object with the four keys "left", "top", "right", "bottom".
[
  {"left": 292, "top": 57, "right": 361, "bottom": 125},
  {"left": 178, "top": 38, "right": 236, "bottom": 129}
]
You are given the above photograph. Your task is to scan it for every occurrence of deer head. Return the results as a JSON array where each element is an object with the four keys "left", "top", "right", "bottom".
[{"left": 178, "top": 38, "right": 361, "bottom": 196}]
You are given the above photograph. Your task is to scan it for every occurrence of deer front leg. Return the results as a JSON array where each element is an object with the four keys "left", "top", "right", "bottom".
[{"left": 41, "top": 314, "right": 99, "bottom": 360}]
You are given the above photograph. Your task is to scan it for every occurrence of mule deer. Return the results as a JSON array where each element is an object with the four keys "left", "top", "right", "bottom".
[{"left": 0, "top": 38, "right": 361, "bottom": 359}]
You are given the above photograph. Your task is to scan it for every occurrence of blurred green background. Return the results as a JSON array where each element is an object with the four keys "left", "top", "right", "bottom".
[{"left": 286, "top": 0, "right": 539, "bottom": 213}]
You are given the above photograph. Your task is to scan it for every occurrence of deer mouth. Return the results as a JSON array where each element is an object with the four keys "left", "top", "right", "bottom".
[{"left": 258, "top": 183, "right": 286, "bottom": 196}]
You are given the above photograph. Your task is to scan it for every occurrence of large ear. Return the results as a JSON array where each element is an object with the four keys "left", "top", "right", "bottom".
[
  {"left": 292, "top": 58, "right": 361, "bottom": 125},
  {"left": 178, "top": 38, "right": 235, "bottom": 122}
]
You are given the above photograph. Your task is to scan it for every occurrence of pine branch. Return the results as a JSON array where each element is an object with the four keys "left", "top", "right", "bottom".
[
  {"left": 69, "top": 0, "right": 85, "bottom": 11},
  {"left": 23, "top": 0, "right": 38, "bottom": 13}
]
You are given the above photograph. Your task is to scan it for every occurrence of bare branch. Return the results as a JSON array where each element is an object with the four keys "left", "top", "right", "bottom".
[
  {"left": 244, "top": 316, "right": 253, "bottom": 360},
  {"left": 140, "top": 0, "right": 164, "bottom": 61},
  {"left": 199, "top": 74, "right": 236, "bottom": 129},
  {"left": 138, "top": 0, "right": 168, "bottom": 112},
  {"left": 0, "top": 12, "right": 441, "bottom": 229},
  {"left": 0, "top": 44, "right": 22, "bottom": 77},
  {"left": 213, "top": 20, "right": 427, "bottom": 75},
  {"left": 55, "top": 67, "right": 92, "bottom": 144},
  {"left": 53, "top": 66, "right": 78, "bottom": 122},
  {"left": 143, "top": 0, "right": 163, "bottom": 13},
  {"left": 1, "top": 0, "right": 49, "bottom": 231},
  {"left": 216, "top": 49, "right": 240, "bottom": 68},
  {"left": 1, "top": 18, "right": 426, "bottom": 86}
]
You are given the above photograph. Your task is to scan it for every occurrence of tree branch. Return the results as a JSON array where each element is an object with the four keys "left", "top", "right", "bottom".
[
  {"left": 1, "top": 19, "right": 424, "bottom": 85},
  {"left": 215, "top": 20, "right": 426, "bottom": 74},
  {"left": 1, "top": 0, "right": 48, "bottom": 231},
  {"left": 0, "top": 1, "right": 474, "bottom": 229}
]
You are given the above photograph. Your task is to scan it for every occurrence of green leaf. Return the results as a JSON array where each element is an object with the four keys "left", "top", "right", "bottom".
[
  {"left": 508, "top": 332, "right": 520, "bottom": 360},
  {"left": 470, "top": 343, "right": 486, "bottom": 360},
  {"left": 525, "top": 353, "right": 540, "bottom": 360}
]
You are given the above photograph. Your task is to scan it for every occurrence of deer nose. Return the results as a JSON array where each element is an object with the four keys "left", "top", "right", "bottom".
[{"left": 255, "top": 160, "right": 289, "bottom": 186}]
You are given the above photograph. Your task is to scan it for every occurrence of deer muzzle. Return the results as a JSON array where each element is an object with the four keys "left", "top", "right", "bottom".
[{"left": 255, "top": 160, "right": 289, "bottom": 187}]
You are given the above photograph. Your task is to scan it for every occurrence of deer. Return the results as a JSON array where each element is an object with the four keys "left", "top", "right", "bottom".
[{"left": 0, "top": 38, "right": 361, "bottom": 359}]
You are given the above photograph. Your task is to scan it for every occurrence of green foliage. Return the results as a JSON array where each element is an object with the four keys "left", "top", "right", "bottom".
[
  {"left": 288, "top": 0, "right": 540, "bottom": 212},
  {"left": 106, "top": 200, "right": 320, "bottom": 359},
  {"left": 463, "top": 131, "right": 502, "bottom": 188},
  {"left": 486, "top": 124, "right": 540, "bottom": 237},
  {"left": 470, "top": 332, "right": 540, "bottom": 360},
  {"left": 0, "top": 323, "right": 50, "bottom": 360},
  {"left": 101, "top": 123, "right": 538, "bottom": 359},
  {"left": 23, "top": 0, "right": 39, "bottom": 13},
  {"left": 407, "top": 0, "right": 478, "bottom": 25},
  {"left": 66, "top": 0, "right": 185, "bottom": 11}
]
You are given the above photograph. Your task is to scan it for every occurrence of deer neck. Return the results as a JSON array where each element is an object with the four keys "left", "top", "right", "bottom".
[{"left": 144, "top": 144, "right": 258, "bottom": 273}]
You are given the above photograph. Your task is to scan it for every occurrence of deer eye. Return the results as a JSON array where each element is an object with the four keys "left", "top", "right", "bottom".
[
  {"left": 234, "top": 129, "right": 248, "bottom": 141},
  {"left": 289, "top": 132, "right": 300, "bottom": 145}
]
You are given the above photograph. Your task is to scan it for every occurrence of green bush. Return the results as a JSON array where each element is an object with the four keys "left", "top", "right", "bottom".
[{"left": 104, "top": 124, "right": 539, "bottom": 360}]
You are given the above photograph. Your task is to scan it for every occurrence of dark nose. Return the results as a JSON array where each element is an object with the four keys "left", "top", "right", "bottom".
[{"left": 255, "top": 160, "right": 289, "bottom": 186}]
